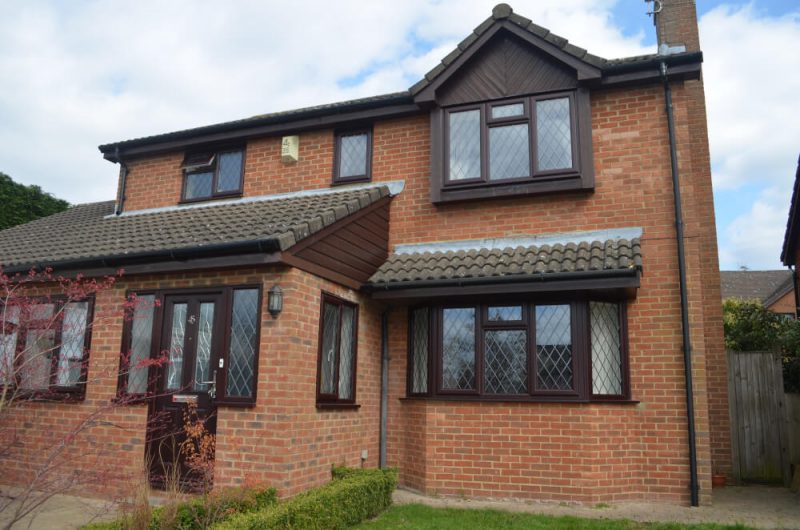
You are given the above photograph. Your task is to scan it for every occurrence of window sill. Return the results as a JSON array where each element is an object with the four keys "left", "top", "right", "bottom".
[
  {"left": 316, "top": 403, "right": 361, "bottom": 410},
  {"left": 331, "top": 178, "right": 371, "bottom": 187},
  {"left": 11, "top": 390, "right": 86, "bottom": 403},
  {"left": 433, "top": 173, "right": 592, "bottom": 204},
  {"left": 400, "top": 396, "right": 638, "bottom": 405},
  {"left": 178, "top": 193, "right": 243, "bottom": 205}
]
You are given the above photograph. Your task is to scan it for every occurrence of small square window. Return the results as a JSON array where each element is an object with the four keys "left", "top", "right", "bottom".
[
  {"left": 181, "top": 149, "right": 244, "bottom": 202},
  {"left": 334, "top": 130, "right": 372, "bottom": 183}
]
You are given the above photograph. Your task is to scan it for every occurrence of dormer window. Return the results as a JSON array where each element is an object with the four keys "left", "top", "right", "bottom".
[
  {"left": 181, "top": 148, "right": 244, "bottom": 202},
  {"left": 444, "top": 91, "right": 579, "bottom": 187}
]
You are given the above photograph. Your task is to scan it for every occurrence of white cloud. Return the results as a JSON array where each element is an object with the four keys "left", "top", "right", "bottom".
[
  {"left": 720, "top": 186, "right": 790, "bottom": 269},
  {"left": 0, "top": 0, "right": 650, "bottom": 204},
  {"left": 701, "top": 5, "right": 800, "bottom": 191}
]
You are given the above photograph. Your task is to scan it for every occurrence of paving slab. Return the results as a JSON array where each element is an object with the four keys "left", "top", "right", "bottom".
[
  {"left": 0, "top": 488, "right": 118, "bottom": 530},
  {"left": 394, "top": 485, "right": 800, "bottom": 530}
]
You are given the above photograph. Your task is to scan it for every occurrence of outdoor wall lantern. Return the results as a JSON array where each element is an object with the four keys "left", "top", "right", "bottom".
[{"left": 268, "top": 285, "right": 283, "bottom": 318}]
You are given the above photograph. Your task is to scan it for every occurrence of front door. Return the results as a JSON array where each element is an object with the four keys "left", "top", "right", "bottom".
[{"left": 146, "top": 292, "right": 223, "bottom": 492}]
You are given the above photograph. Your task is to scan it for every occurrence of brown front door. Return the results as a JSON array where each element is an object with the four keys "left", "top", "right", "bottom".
[{"left": 146, "top": 292, "right": 223, "bottom": 492}]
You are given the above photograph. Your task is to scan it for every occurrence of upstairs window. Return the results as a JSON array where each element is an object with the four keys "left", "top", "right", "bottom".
[
  {"left": 431, "top": 90, "right": 592, "bottom": 203},
  {"left": 181, "top": 148, "right": 244, "bottom": 202},
  {"left": 447, "top": 93, "right": 576, "bottom": 184},
  {"left": 333, "top": 130, "right": 372, "bottom": 184}
]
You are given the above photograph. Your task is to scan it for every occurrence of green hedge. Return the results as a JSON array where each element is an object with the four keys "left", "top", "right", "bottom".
[
  {"left": 81, "top": 485, "right": 277, "bottom": 530},
  {"left": 213, "top": 467, "right": 397, "bottom": 530}
]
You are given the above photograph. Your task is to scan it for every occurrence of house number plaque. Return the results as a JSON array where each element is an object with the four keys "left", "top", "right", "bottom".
[{"left": 172, "top": 394, "right": 198, "bottom": 404}]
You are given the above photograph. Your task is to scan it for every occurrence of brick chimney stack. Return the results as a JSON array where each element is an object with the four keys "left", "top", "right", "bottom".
[{"left": 652, "top": 0, "right": 701, "bottom": 54}]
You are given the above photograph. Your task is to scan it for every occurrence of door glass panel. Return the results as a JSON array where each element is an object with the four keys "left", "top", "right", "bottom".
[
  {"left": 448, "top": 110, "right": 481, "bottom": 180},
  {"left": 441, "top": 308, "right": 476, "bottom": 390},
  {"left": 20, "top": 329, "right": 55, "bottom": 390},
  {"left": 128, "top": 295, "right": 155, "bottom": 394},
  {"left": 536, "top": 97, "right": 573, "bottom": 171},
  {"left": 338, "top": 305, "right": 355, "bottom": 399},
  {"left": 535, "top": 305, "right": 573, "bottom": 390},
  {"left": 57, "top": 302, "right": 88, "bottom": 386},
  {"left": 227, "top": 289, "right": 259, "bottom": 398},
  {"left": 165, "top": 303, "right": 187, "bottom": 390},
  {"left": 193, "top": 302, "right": 215, "bottom": 391},
  {"left": 485, "top": 329, "right": 528, "bottom": 394},
  {"left": 320, "top": 302, "right": 339, "bottom": 395}
]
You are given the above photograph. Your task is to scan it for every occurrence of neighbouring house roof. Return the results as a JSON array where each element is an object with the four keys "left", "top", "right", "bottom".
[
  {"left": 720, "top": 270, "right": 793, "bottom": 304},
  {"left": 0, "top": 185, "right": 392, "bottom": 273},
  {"left": 368, "top": 229, "right": 642, "bottom": 288},
  {"left": 781, "top": 154, "right": 800, "bottom": 265},
  {"left": 97, "top": 4, "right": 702, "bottom": 161}
]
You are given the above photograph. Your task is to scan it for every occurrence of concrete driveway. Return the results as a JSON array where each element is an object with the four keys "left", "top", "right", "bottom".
[
  {"left": 394, "top": 485, "right": 800, "bottom": 529},
  {"left": 0, "top": 488, "right": 117, "bottom": 530}
]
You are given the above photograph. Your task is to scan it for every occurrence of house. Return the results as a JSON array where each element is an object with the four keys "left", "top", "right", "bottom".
[
  {"left": 0, "top": 1, "right": 729, "bottom": 507},
  {"left": 782, "top": 155, "right": 800, "bottom": 318},
  {"left": 720, "top": 270, "right": 796, "bottom": 319}
]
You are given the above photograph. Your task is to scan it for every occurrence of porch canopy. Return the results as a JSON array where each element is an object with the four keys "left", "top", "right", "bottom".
[{"left": 366, "top": 228, "right": 642, "bottom": 301}]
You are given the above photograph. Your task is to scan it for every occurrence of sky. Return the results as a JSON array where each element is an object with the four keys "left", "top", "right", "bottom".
[{"left": 0, "top": 0, "right": 798, "bottom": 270}]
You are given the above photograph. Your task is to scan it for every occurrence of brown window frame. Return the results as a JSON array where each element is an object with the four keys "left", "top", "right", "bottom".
[
  {"left": 406, "top": 297, "right": 630, "bottom": 403},
  {"left": 180, "top": 147, "right": 245, "bottom": 204},
  {"left": 116, "top": 285, "right": 262, "bottom": 407},
  {"left": 430, "top": 88, "right": 594, "bottom": 203},
  {"left": 0, "top": 295, "right": 95, "bottom": 401},
  {"left": 315, "top": 292, "right": 359, "bottom": 408},
  {"left": 332, "top": 129, "right": 373, "bottom": 185}
]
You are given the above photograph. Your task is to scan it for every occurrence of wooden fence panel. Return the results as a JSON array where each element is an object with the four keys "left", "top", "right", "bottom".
[{"left": 727, "top": 350, "right": 789, "bottom": 484}]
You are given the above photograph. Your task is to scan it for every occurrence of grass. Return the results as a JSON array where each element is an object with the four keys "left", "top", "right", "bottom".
[{"left": 352, "top": 504, "right": 756, "bottom": 530}]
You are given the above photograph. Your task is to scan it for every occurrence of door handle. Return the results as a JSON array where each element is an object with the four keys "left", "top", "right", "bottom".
[{"left": 197, "top": 370, "right": 217, "bottom": 399}]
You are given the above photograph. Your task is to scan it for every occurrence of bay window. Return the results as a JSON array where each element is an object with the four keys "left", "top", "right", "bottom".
[{"left": 408, "top": 299, "right": 629, "bottom": 401}]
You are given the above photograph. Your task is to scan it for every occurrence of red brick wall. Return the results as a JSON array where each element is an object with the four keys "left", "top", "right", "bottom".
[
  {"left": 110, "top": 77, "right": 725, "bottom": 505},
  {"left": 0, "top": 267, "right": 382, "bottom": 500},
  {"left": 767, "top": 289, "right": 796, "bottom": 316}
]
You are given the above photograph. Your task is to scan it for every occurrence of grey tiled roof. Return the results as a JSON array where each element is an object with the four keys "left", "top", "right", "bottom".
[
  {"left": 369, "top": 237, "right": 642, "bottom": 286},
  {"left": 720, "top": 270, "right": 793, "bottom": 303},
  {"left": 0, "top": 186, "right": 390, "bottom": 271}
]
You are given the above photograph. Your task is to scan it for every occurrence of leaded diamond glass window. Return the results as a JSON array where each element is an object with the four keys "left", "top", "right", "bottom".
[
  {"left": 590, "top": 302, "right": 623, "bottom": 395},
  {"left": 485, "top": 330, "right": 527, "bottom": 394},
  {"left": 441, "top": 308, "right": 476, "bottom": 391},
  {"left": 20, "top": 329, "right": 55, "bottom": 390},
  {"left": 0, "top": 306, "right": 19, "bottom": 386},
  {"left": 127, "top": 295, "right": 155, "bottom": 395},
  {"left": 57, "top": 302, "right": 88, "bottom": 387},
  {"left": 410, "top": 308, "right": 429, "bottom": 394},
  {"left": 317, "top": 294, "right": 358, "bottom": 404},
  {"left": 182, "top": 148, "right": 244, "bottom": 201},
  {"left": 227, "top": 289, "right": 259, "bottom": 398},
  {"left": 338, "top": 306, "right": 356, "bottom": 399},
  {"left": 216, "top": 151, "right": 243, "bottom": 193},
  {"left": 489, "top": 124, "right": 530, "bottom": 180},
  {"left": 448, "top": 110, "right": 481, "bottom": 181},
  {"left": 536, "top": 97, "right": 573, "bottom": 171},
  {"left": 535, "top": 305, "right": 573, "bottom": 391},
  {"left": 336, "top": 132, "right": 370, "bottom": 181},
  {"left": 184, "top": 172, "right": 213, "bottom": 200}
]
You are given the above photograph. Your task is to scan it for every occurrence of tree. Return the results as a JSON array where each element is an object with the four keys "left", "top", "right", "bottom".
[
  {"left": 722, "top": 298, "right": 800, "bottom": 393},
  {"left": 0, "top": 172, "right": 70, "bottom": 231},
  {"left": 0, "top": 267, "right": 164, "bottom": 529}
]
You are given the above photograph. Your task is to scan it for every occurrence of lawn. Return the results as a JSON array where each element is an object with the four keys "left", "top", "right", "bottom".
[{"left": 353, "top": 504, "right": 755, "bottom": 530}]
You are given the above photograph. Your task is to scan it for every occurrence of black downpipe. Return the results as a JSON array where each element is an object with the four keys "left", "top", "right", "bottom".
[
  {"left": 661, "top": 61, "right": 699, "bottom": 507},
  {"left": 379, "top": 309, "right": 390, "bottom": 468},
  {"left": 115, "top": 147, "right": 128, "bottom": 216},
  {"left": 791, "top": 265, "right": 800, "bottom": 318}
]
